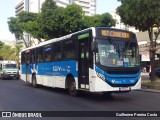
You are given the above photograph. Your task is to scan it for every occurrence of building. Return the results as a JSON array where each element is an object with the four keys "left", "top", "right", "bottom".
[
  {"left": 15, "top": 0, "right": 24, "bottom": 16},
  {"left": 110, "top": 10, "right": 139, "bottom": 32},
  {"left": 72, "top": 0, "right": 96, "bottom": 16},
  {"left": 136, "top": 30, "right": 160, "bottom": 71},
  {"left": 55, "top": 0, "right": 70, "bottom": 8},
  {"left": 54, "top": 0, "right": 96, "bottom": 16},
  {"left": 15, "top": 0, "right": 96, "bottom": 15}
]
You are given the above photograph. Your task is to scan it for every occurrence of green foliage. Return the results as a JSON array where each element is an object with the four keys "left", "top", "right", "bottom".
[
  {"left": 117, "top": 0, "right": 160, "bottom": 31},
  {"left": 84, "top": 13, "right": 116, "bottom": 28},
  {"left": 0, "top": 42, "right": 22, "bottom": 61},
  {"left": 19, "top": 12, "right": 41, "bottom": 42},
  {"left": 38, "top": 0, "right": 57, "bottom": 39},
  {"left": 8, "top": 17, "right": 28, "bottom": 47},
  {"left": 100, "top": 13, "right": 116, "bottom": 27},
  {"left": 84, "top": 15, "right": 101, "bottom": 27},
  {"left": 8, "top": 17, "right": 22, "bottom": 40},
  {"left": 63, "top": 4, "right": 85, "bottom": 34},
  {"left": 18, "top": 11, "right": 38, "bottom": 23},
  {"left": 49, "top": 7, "right": 66, "bottom": 37},
  {"left": 8, "top": 11, "right": 39, "bottom": 47},
  {"left": 0, "top": 41, "right": 4, "bottom": 48}
]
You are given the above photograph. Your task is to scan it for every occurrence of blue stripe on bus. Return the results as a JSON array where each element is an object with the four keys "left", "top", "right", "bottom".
[
  {"left": 95, "top": 66, "right": 140, "bottom": 85},
  {"left": 21, "top": 60, "right": 78, "bottom": 77}
]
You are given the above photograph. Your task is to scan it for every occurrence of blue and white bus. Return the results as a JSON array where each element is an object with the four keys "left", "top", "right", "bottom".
[{"left": 20, "top": 27, "right": 141, "bottom": 96}]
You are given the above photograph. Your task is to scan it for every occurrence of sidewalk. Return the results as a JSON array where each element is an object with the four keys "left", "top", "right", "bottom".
[
  {"left": 141, "top": 72, "right": 149, "bottom": 76},
  {"left": 140, "top": 87, "right": 160, "bottom": 93},
  {"left": 141, "top": 72, "right": 160, "bottom": 93}
]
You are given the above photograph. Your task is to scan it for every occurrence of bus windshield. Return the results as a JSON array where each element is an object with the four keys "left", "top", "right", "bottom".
[
  {"left": 4, "top": 64, "right": 17, "bottom": 69},
  {"left": 96, "top": 38, "right": 140, "bottom": 67}
]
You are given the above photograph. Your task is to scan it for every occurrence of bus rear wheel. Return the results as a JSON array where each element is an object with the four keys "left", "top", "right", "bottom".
[
  {"left": 32, "top": 75, "right": 38, "bottom": 88},
  {"left": 68, "top": 78, "right": 78, "bottom": 96}
]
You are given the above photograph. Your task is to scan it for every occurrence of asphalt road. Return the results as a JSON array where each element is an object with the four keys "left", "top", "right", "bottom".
[{"left": 0, "top": 79, "right": 160, "bottom": 120}]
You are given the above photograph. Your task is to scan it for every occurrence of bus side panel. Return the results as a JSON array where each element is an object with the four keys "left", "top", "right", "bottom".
[
  {"left": 51, "top": 60, "right": 78, "bottom": 88},
  {"left": 20, "top": 73, "right": 26, "bottom": 82},
  {"left": 21, "top": 64, "right": 32, "bottom": 83},
  {"left": 22, "top": 60, "right": 78, "bottom": 89}
]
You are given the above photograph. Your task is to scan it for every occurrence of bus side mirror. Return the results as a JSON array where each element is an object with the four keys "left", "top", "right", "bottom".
[{"left": 91, "top": 41, "right": 96, "bottom": 52}]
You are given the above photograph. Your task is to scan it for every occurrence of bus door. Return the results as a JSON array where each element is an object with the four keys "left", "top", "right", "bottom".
[
  {"left": 78, "top": 36, "right": 90, "bottom": 89},
  {"left": 25, "top": 50, "right": 30, "bottom": 82}
]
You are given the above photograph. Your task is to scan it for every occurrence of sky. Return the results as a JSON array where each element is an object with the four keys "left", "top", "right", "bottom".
[{"left": 0, "top": 0, "right": 121, "bottom": 42}]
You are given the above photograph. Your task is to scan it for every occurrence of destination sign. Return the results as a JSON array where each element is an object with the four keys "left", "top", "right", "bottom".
[{"left": 101, "top": 30, "right": 130, "bottom": 38}]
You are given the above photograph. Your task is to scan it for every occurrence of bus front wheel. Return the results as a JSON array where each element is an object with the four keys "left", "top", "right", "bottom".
[{"left": 68, "top": 78, "right": 78, "bottom": 96}]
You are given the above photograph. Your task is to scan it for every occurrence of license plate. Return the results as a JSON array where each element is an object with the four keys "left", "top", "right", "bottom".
[
  {"left": 10, "top": 75, "right": 14, "bottom": 76},
  {"left": 119, "top": 87, "right": 130, "bottom": 91}
]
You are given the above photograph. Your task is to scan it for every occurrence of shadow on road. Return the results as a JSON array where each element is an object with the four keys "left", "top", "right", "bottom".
[{"left": 23, "top": 82, "right": 132, "bottom": 102}]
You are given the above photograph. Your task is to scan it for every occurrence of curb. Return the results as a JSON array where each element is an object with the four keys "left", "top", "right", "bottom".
[{"left": 139, "top": 89, "right": 160, "bottom": 93}]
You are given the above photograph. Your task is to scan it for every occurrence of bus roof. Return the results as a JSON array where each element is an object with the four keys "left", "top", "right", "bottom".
[
  {"left": 21, "top": 27, "right": 135, "bottom": 52},
  {"left": 21, "top": 27, "right": 96, "bottom": 52}
]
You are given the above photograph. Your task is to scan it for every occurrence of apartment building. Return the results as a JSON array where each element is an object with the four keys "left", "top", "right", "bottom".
[
  {"left": 72, "top": 0, "right": 96, "bottom": 16},
  {"left": 15, "top": 0, "right": 96, "bottom": 15},
  {"left": 54, "top": 0, "right": 96, "bottom": 16}
]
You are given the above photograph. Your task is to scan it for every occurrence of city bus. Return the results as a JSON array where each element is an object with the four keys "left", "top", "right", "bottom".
[{"left": 20, "top": 27, "right": 141, "bottom": 96}]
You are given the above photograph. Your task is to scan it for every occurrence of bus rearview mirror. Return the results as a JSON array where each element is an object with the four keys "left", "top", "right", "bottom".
[{"left": 91, "top": 41, "right": 96, "bottom": 52}]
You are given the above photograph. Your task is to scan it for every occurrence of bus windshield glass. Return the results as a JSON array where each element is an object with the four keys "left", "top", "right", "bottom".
[
  {"left": 4, "top": 64, "right": 17, "bottom": 69},
  {"left": 96, "top": 37, "right": 140, "bottom": 67}
]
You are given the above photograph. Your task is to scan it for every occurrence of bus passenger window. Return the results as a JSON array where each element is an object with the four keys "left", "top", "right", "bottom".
[
  {"left": 45, "top": 47, "right": 51, "bottom": 62},
  {"left": 53, "top": 42, "right": 62, "bottom": 61}
]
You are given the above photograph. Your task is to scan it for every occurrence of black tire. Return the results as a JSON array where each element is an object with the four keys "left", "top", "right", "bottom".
[
  {"left": 32, "top": 75, "right": 38, "bottom": 88},
  {"left": 68, "top": 77, "right": 78, "bottom": 96}
]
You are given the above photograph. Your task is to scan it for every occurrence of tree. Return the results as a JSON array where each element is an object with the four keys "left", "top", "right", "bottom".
[
  {"left": 8, "top": 17, "right": 28, "bottom": 47},
  {"left": 84, "top": 15, "right": 102, "bottom": 27},
  {"left": 0, "top": 41, "right": 3, "bottom": 48},
  {"left": 84, "top": 13, "right": 116, "bottom": 28},
  {"left": 14, "top": 44, "right": 23, "bottom": 62},
  {"left": 47, "top": 6, "right": 66, "bottom": 38},
  {"left": 63, "top": 4, "right": 85, "bottom": 34},
  {"left": 0, "top": 44, "right": 14, "bottom": 60},
  {"left": 18, "top": 11, "right": 41, "bottom": 44},
  {"left": 8, "top": 11, "right": 40, "bottom": 47},
  {"left": 0, "top": 41, "right": 4, "bottom": 60},
  {"left": 117, "top": 0, "right": 160, "bottom": 81},
  {"left": 37, "top": 0, "right": 57, "bottom": 40},
  {"left": 0, "top": 42, "right": 22, "bottom": 61},
  {"left": 100, "top": 13, "right": 116, "bottom": 27},
  {"left": 38, "top": 1, "right": 86, "bottom": 39}
]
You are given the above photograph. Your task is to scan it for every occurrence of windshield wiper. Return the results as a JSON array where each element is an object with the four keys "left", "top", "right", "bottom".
[{"left": 108, "top": 37, "right": 121, "bottom": 59}]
